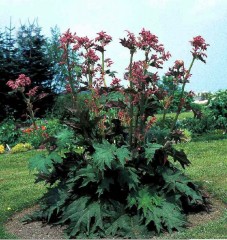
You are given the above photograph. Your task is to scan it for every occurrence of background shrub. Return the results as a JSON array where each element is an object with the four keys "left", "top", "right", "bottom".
[
  {"left": 181, "top": 112, "right": 215, "bottom": 134},
  {"left": 0, "top": 118, "right": 21, "bottom": 146},
  {"left": 19, "top": 118, "right": 65, "bottom": 148},
  {"left": 208, "top": 90, "right": 227, "bottom": 132}
]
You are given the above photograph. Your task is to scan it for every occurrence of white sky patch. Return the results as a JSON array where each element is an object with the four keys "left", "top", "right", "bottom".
[{"left": 0, "top": 0, "right": 227, "bottom": 91}]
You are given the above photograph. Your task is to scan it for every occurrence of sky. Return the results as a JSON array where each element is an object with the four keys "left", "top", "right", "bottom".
[{"left": 0, "top": 0, "right": 227, "bottom": 93}]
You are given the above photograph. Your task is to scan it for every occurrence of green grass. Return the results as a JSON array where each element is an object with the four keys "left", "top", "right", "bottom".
[
  {"left": 169, "top": 139, "right": 227, "bottom": 238},
  {"left": 0, "top": 139, "right": 226, "bottom": 238},
  {"left": 0, "top": 151, "right": 46, "bottom": 239},
  {"left": 179, "top": 140, "right": 227, "bottom": 203},
  {"left": 156, "top": 111, "right": 193, "bottom": 121}
]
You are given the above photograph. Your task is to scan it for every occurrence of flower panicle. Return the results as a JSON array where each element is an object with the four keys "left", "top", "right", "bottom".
[
  {"left": 190, "top": 35, "right": 209, "bottom": 63},
  {"left": 7, "top": 74, "right": 31, "bottom": 90}
]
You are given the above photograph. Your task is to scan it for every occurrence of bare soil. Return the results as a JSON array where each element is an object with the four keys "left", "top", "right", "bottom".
[{"left": 4, "top": 198, "right": 227, "bottom": 239}]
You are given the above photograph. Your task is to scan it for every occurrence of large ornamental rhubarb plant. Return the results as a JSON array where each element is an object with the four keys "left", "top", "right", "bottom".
[{"left": 25, "top": 29, "right": 209, "bottom": 238}]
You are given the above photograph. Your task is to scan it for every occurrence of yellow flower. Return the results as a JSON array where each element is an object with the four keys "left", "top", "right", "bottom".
[
  {"left": 7, "top": 207, "right": 11, "bottom": 210},
  {"left": 0, "top": 145, "right": 5, "bottom": 154}
]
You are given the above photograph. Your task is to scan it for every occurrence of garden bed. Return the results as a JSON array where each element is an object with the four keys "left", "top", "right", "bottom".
[{"left": 5, "top": 197, "right": 226, "bottom": 239}]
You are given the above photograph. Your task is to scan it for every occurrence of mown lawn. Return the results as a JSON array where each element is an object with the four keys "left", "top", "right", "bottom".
[
  {"left": 156, "top": 111, "right": 193, "bottom": 121},
  {"left": 0, "top": 151, "right": 46, "bottom": 239},
  {"left": 0, "top": 138, "right": 226, "bottom": 239},
  {"left": 170, "top": 139, "right": 227, "bottom": 238}
]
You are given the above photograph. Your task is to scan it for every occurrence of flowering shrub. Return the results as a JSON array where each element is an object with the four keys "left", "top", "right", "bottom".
[
  {"left": 6, "top": 74, "right": 48, "bottom": 129},
  {"left": 0, "top": 145, "right": 5, "bottom": 154},
  {"left": 19, "top": 118, "right": 64, "bottom": 148},
  {"left": 19, "top": 123, "right": 48, "bottom": 148},
  {"left": 11, "top": 143, "right": 33, "bottom": 153},
  {"left": 25, "top": 29, "right": 209, "bottom": 238}
]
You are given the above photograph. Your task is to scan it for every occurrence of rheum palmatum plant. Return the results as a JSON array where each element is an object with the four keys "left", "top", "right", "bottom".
[
  {"left": 26, "top": 29, "right": 209, "bottom": 238},
  {"left": 7, "top": 74, "right": 39, "bottom": 129}
]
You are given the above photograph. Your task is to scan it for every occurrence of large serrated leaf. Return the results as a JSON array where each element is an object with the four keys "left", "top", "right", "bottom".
[
  {"left": 96, "top": 177, "right": 114, "bottom": 196},
  {"left": 29, "top": 153, "right": 52, "bottom": 174},
  {"left": 73, "top": 164, "right": 100, "bottom": 187},
  {"left": 118, "top": 167, "right": 140, "bottom": 190},
  {"left": 105, "top": 214, "right": 131, "bottom": 236},
  {"left": 114, "top": 145, "right": 131, "bottom": 166},
  {"left": 145, "top": 143, "right": 162, "bottom": 163},
  {"left": 92, "top": 140, "right": 117, "bottom": 170},
  {"left": 61, "top": 198, "right": 104, "bottom": 237}
]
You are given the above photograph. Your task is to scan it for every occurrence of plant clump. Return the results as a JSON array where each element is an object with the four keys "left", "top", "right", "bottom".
[
  {"left": 11, "top": 143, "right": 33, "bottom": 153},
  {"left": 0, "top": 144, "right": 5, "bottom": 154},
  {"left": 23, "top": 28, "right": 210, "bottom": 238}
]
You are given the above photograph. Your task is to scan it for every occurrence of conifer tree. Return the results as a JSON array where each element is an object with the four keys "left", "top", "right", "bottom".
[{"left": 17, "top": 19, "right": 53, "bottom": 90}]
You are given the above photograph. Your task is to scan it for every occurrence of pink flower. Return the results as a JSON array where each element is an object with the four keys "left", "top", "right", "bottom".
[
  {"left": 190, "top": 36, "right": 208, "bottom": 50},
  {"left": 137, "top": 28, "right": 159, "bottom": 50},
  {"left": 95, "top": 31, "right": 112, "bottom": 52},
  {"left": 104, "top": 58, "right": 113, "bottom": 67},
  {"left": 110, "top": 77, "right": 121, "bottom": 86},
  {"left": 7, "top": 74, "right": 31, "bottom": 90},
  {"left": 130, "top": 61, "right": 147, "bottom": 88},
  {"left": 120, "top": 30, "right": 137, "bottom": 51},
  {"left": 26, "top": 86, "right": 39, "bottom": 96},
  {"left": 85, "top": 49, "right": 100, "bottom": 63},
  {"left": 60, "top": 29, "right": 76, "bottom": 46},
  {"left": 65, "top": 84, "right": 72, "bottom": 93},
  {"left": 73, "top": 36, "right": 94, "bottom": 50},
  {"left": 190, "top": 36, "right": 209, "bottom": 63},
  {"left": 6, "top": 80, "right": 17, "bottom": 89},
  {"left": 166, "top": 60, "right": 191, "bottom": 83}
]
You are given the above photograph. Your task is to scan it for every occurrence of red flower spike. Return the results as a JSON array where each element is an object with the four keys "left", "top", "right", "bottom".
[{"left": 190, "top": 36, "right": 209, "bottom": 63}]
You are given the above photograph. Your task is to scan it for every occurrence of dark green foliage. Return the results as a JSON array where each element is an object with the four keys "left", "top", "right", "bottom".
[
  {"left": 17, "top": 20, "right": 53, "bottom": 89},
  {"left": 0, "top": 118, "right": 21, "bottom": 146},
  {"left": 208, "top": 90, "right": 227, "bottom": 132},
  {"left": 157, "top": 76, "right": 194, "bottom": 113},
  {"left": 0, "top": 21, "right": 20, "bottom": 120},
  {"left": 26, "top": 102, "right": 207, "bottom": 238},
  {"left": 0, "top": 20, "right": 58, "bottom": 120},
  {"left": 181, "top": 112, "right": 215, "bottom": 134}
]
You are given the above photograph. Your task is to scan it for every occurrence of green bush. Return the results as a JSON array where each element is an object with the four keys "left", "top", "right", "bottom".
[
  {"left": 0, "top": 118, "right": 21, "bottom": 146},
  {"left": 19, "top": 118, "right": 65, "bottom": 148},
  {"left": 52, "top": 92, "right": 91, "bottom": 119},
  {"left": 181, "top": 112, "right": 215, "bottom": 134},
  {"left": 208, "top": 90, "right": 227, "bottom": 132}
]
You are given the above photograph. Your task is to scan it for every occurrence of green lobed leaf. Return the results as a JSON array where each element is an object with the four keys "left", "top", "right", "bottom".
[
  {"left": 29, "top": 153, "right": 53, "bottom": 174},
  {"left": 73, "top": 164, "right": 100, "bottom": 188},
  {"left": 114, "top": 145, "right": 131, "bottom": 166},
  {"left": 60, "top": 198, "right": 104, "bottom": 237},
  {"left": 118, "top": 167, "right": 140, "bottom": 190},
  {"left": 92, "top": 140, "right": 117, "bottom": 170},
  {"left": 145, "top": 143, "right": 162, "bottom": 163},
  {"left": 105, "top": 214, "right": 131, "bottom": 236},
  {"left": 96, "top": 177, "right": 114, "bottom": 197}
]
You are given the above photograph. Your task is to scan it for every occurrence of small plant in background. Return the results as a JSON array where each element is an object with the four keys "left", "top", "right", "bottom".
[
  {"left": 181, "top": 112, "right": 215, "bottom": 135},
  {"left": 24, "top": 29, "right": 209, "bottom": 238},
  {"left": 6, "top": 74, "right": 50, "bottom": 130},
  {"left": 0, "top": 144, "right": 5, "bottom": 154},
  {"left": 11, "top": 143, "right": 33, "bottom": 153},
  {"left": 20, "top": 125, "right": 48, "bottom": 149},
  {"left": 208, "top": 90, "right": 227, "bottom": 133},
  {"left": 19, "top": 118, "right": 65, "bottom": 149},
  {"left": 0, "top": 118, "right": 22, "bottom": 146},
  {"left": 7, "top": 74, "right": 39, "bottom": 129}
]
